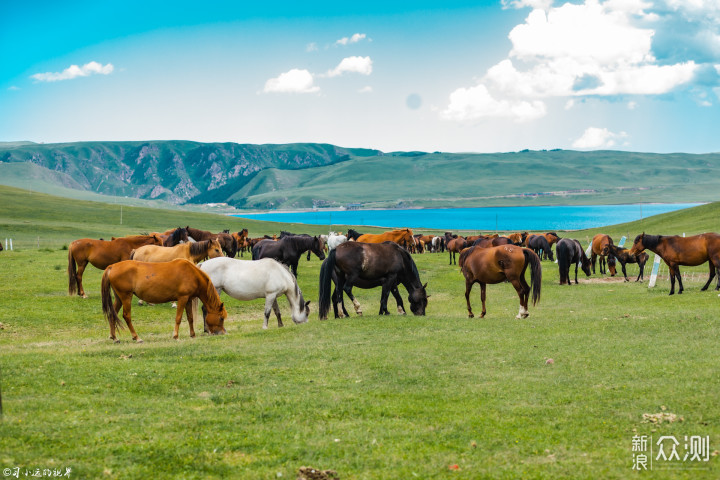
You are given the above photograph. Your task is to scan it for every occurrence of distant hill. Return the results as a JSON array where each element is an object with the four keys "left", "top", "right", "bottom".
[{"left": 0, "top": 141, "right": 717, "bottom": 209}]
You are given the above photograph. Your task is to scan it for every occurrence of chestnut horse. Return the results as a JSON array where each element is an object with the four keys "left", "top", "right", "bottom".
[
  {"left": 606, "top": 244, "right": 649, "bottom": 282},
  {"left": 231, "top": 229, "right": 249, "bottom": 257},
  {"left": 459, "top": 245, "right": 542, "bottom": 319},
  {"left": 68, "top": 234, "right": 163, "bottom": 298},
  {"left": 591, "top": 234, "right": 615, "bottom": 275},
  {"left": 507, "top": 232, "right": 528, "bottom": 246},
  {"left": 185, "top": 226, "right": 237, "bottom": 257},
  {"left": 131, "top": 238, "right": 223, "bottom": 264},
  {"left": 356, "top": 228, "right": 414, "bottom": 250},
  {"left": 101, "top": 258, "right": 227, "bottom": 341},
  {"left": 629, "top": 232, "right": 720, "bottom": 295}
]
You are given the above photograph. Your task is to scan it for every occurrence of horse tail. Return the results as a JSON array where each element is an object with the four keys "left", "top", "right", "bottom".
[
  {"left": 67, "top": 248, "right": 78, "bottom": 295},
  {"left": 524, "top": 248, "right": 542, "bottom": 306},
  {"left": 101, "top": 268, "right": 123, "bottom": 331},
  {"left": 318, "top": 249, "right": 336, "bottom": 320},
  {"left": 231, "top": 236, "right": 238, "bottom": 257},
  {"left": 129, "top": 249, "right": 136, "bottom": 260},
  {"left": 458, "top": 246, "right": 476, "bottom": 269}
]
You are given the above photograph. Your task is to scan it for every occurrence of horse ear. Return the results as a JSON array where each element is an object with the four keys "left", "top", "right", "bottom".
[
  {"left": 423, "top": 282, "right": 428, "bottom": 289},
  {"left": 305, "top": 301, "right": 311, "bottom": 306}
]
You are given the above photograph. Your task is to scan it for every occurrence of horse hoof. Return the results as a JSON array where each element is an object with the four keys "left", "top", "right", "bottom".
[
  {"left": 135, "top": 338, "right": 144, "bottom": 343},
  {"left": 82, "top": 294, "right": 89, "bottom": 299},
  {"left": 468, "top": 313, "right": 474, "bottom": 318}
]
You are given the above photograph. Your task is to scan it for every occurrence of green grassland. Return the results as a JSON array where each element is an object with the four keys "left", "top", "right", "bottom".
[{"left": 1, "top": 185, "right": 720, "bottom": 479}]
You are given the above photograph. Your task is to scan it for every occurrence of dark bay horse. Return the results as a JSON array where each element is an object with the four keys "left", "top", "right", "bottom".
[
  {"left": 68, "top": 234, "right": 163, "bottom": 298},
  {"left": 252, "top": 235, "right": 326, "bottom": 277},
  {"left": 186, "top": 226, "right": 237, "bottom": 257},
  {"left": 318, "top": 241, "right": 428, "bottom": 320},
  {"left": 591, "top": 234, "right": 615, "bottom": 275},
  {"left": 606, "top": 244, "right": 649, "bottom": 282},
  {"left": 629, "top": 232, "right": 720, "bottom": 294},
  {"left": 151, "top": 227, "right": 189, "bottom": 247},
  {"left": 101, "top": 258, "right": 227, "bottom": 341},
  {"left": 556, "top": 238, "right": 591, "bottom": 285},
  {"left": 445, "top": 233, "right": 467, "bottom": 265},
  {"left": 346, "top": 229, "right": 363, "bottom": 241},
  {"left": 459, "top": 245, "right": 541, "bottom": 319},
  {"left": 526, "top": 234, "right": 555, "bottom": 261}
]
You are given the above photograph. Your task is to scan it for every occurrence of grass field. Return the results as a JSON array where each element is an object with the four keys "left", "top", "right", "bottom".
[{"left": 1, "top": 185, "right": 719, "bottom": 479}]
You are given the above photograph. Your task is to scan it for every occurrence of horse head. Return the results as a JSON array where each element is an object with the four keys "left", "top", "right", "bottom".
[
  {"left": 313, "top": 236, "right": 326, "bottom": 260},
  {"left": 629, "top": 233, "right": 646, "bottom": 255},
  {"left": 202, "top": 302, "right": 227, "bottom": 335},
  {"left": 409, "top": 282, "right": 428, "bottom": 316}
]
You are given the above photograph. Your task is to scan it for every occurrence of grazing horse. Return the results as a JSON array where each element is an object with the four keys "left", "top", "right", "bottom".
[
  {"left": 101, "top": 258, "right": 227, "bottom": 342},
  {"left": 629, "top": 232, "right": 720, "bottom": 295},
  {"left": 185, "top": 226, "right": 238, "bottom": 257},
  {"left": 591, "top": 234, "right": 615, "bottom": 275},
  {"left": 526, "top": 234, "right": 555, "bottom": 261},
  {"left": 356, "top": 228, "right": 415, "bottom": 250},
  {"left": 327, "top": 232, "right": 348, "bottom": 251},
  {"left": 556, "top": 238, "right": 591, "bottom": 285},
  {"left": 507, "top": 232, "right": 528, "bottom": 246},
  {"left": 318, "top": 241, "right": 428, "bottom": 320},
  {"left": 200, "top": 257, "right": 310, "bottom": 329},
  {"left": 606, "top": 244, "right": 649, "bottom": 282},
  {"left": 459, "top": 245, "right": 541, "bottom": 319},
  {"left": 68, "top": 234, "right": 163, "bottom": 298},
  {"left": 252, "top": 235, "right": 326, "bottom": 277},
  {"left": 445, "top": 233, "right": 467, "bottom": 265}
]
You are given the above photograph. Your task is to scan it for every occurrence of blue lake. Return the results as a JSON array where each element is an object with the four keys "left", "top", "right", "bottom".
[{"left": 233, "top": 204, "right": 701, "bottom": 231}]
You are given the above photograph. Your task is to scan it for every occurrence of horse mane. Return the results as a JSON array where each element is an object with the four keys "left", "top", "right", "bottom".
[
  {"left": 170, "top": 227, "right": 184, "bottom": 245},
  {"left": 190, "top": 239, "right": 212, "bottom": 256},
  {"left": 458, "top": 246, "right": 476, "bottom": 269},
  {"left": 639, "top": 233, "right": 661, "bottom": 250}
]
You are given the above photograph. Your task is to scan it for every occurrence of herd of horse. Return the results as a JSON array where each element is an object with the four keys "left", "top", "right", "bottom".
[{"left": 64, "top": 224, "right": 720, "bottom": 342}]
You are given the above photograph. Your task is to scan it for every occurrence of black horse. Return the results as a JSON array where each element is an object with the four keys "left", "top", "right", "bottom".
[
  {"left": 346, "top": 229, "right": 363, "bottom": 241},
  {"left": 252, "top": 235, "right": 326, "bottom": 277},
  {"left": 527, "top": 234, "right": 555, "bottom": 261},
  {"left": 163, "top": 227, "right": 189, "bottom": 247},
  {"left": 606, "top": 244, "right": 649, "bottom": 282},
  {"left": 318, "top": 241, "right": 428, "bottom": 319},
  {"left": 556, "top": 238, "right": 591, "bottom": 285}
]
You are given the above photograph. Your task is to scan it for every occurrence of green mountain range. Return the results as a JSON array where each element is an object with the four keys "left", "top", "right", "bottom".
[{"left": 0, "top": 141, "right": 717, "bottom": 209}]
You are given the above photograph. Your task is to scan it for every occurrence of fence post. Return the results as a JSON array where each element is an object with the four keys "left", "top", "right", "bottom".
[
  {"left": 9, "top": 239, "right": 12, "bottom": 251},
  {"left": 618, "top": 236, "right": 627, "bottom": 247},
  {"left": 648, "top": 254, "right": 662, "bottom": 288}
]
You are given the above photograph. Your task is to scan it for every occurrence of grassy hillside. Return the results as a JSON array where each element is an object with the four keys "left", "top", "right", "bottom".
[
  {"left": 2, "top": 141, "right": 719, "bottom": 210},
  {"left": 1, "top": 187, "right": 719, "bottom": 478}
]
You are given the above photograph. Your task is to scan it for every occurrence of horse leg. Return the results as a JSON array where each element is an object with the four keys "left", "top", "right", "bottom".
[
  {"left": 291, "top": 262, "right": 299, "bottom": 278},
  {"left": 668, "top": 265, "right": 676, "bottom": 295},
  {"left": 511, "top": 279, "right": 529, "bottom": 319},
  {"left": 479, "top": 283, "right": 487, "bottom": 318},
  {"left": 108, "top": 290, "right": 123, "bottom": 342},
  {"left": 263, "top": 294, "right": 278, "bottom": 329},
  {"left": 180, "top": 298, "right": 195, "bottom": 338},
  {"left": 701, "top": 261, "right": 716, "bottom": 291},
  {"left": 379, "top": 285, "right": 391, "bottom": 315},
  {"left": 600, "top": 256, "right": 606, "bottom": 275},
  {"left": 676, "top": 267, "right": 684, "bottom": 294},
  {"left": 120, "top": 294, "right": 142, "bottom": 342},
  {"left": 75, "top": 261, "right": 89, "bottom": 298},
  {"left": 449, "top": 250, "right": 453, "bottom": 265},
  {"left": 591, "top": 253, "right": 597, "bottom": 274},
  {"left": 390, "top": 286, "right": 406, "bottom": 314},
  {"left": 272, "top": 299, "right": 283, "bottom": 327},
  {"left": 465, "top": 279, "right": 475, "bottom": 318},
  {"left": 171, "top": 297, "right": 189, "bottom": 339},
  {"left": 342, "top": 273, "right": 363, "bottom": 315}
]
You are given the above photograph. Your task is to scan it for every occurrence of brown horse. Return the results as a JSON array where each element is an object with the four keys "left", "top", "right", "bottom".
[
  {"left": 507, "top": 232, "right": 528, "bottom": 246},
  {"left": 459, "top": 245, "right": 542, "bottom": 319},
  {"left": 185, "top": 226, "right": 237, "bottom": 257},
  {"left": 472, "top": 235, "right": 513, "bottom": 248},
  {"left": 149, "top": 227, "right": 190, "bottom": 247},
  {"left": 445, "top": 233, "right": 467, "bottom": 265},
  {"left": 591, "top": 234, "right": 615, "bottom": 275},
  {"left": 629, "top": 232, "right": 720, "bottom": 294},
  {"left": 606, "top": 244, "right": 649, "bottom": 282},
  {"left": 101, "top": 258, "right": 227, "bottom": 342},
  {"left": 356, "top": 228, "right": 414, "bottom": 250},
  {"left": 232, "top": 229, "right": 249, "bottom": 257},
  {"left": 68, "top": 234, "right": 163, "bottom": 298},
  {"left": 131, "top": 239, "right": 223, "bottom": 264}
]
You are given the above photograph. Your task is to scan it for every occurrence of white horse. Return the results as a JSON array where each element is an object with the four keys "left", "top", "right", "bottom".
[
  {"left": 327, "top": 232, "right": 348, "bottom": 251},
  {"left": 199, "top": 257, "right": 310, "bottom": 329}
]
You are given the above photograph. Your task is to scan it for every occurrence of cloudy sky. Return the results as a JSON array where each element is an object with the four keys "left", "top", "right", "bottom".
[{"left": 2, "top": 0, "right": 720, "bottom": 153}]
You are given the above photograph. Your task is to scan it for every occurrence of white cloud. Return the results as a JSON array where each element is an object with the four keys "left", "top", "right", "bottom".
[
  {"left": 263, "top": 69, "right": 319, "bottom": 94},
  {"left": 306, "top": 42, "right": 318, "bottom": 52},
  {"left": 336, "top": 33, "right": 367, "bottom": 46},
  {"left": 442, "top": 0, "right": 700, "bottom": 124},
  {"left": 358, "top": 86, "right": 373, "bottom": 94},
  {"left": 572, "top": 127, "right": 628, "bottom": 149},
  {"left": 31, "top": 61, "right": 114, "bottom": 82},
  {"left": 326, "top": 56, "right": 373, "bottom": 77},
  {"left": 628, "top": 100, "right": 638, "bottom": 109},
  {"left": 441, "top": 84, "right": 546, "bottom": 122},
  {"left": 7, "top": 86, "right": 20, "bottom": 91}
]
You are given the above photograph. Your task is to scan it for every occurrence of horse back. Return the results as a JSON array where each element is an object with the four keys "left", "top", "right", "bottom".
[{"left": 107, "top": 258, "right": 204, "bottom": 302}]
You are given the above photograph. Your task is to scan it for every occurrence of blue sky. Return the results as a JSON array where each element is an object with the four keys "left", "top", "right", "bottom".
[{"left": 2, "top": 0, "right": 720, "bottom": 153}]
